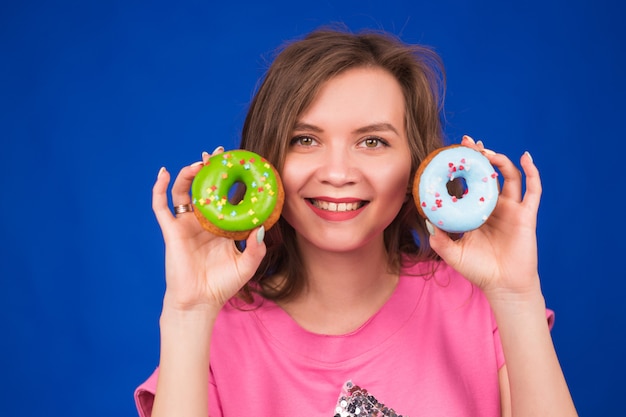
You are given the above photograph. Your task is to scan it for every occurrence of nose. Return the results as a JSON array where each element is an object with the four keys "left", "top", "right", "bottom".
[{"left": 316, "top": 148, "right": 361, "bottom": 187}]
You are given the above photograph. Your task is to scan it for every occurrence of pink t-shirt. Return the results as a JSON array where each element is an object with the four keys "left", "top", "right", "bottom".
[{"left": 135, "top": 261, "right": 554, "bottom": 416}]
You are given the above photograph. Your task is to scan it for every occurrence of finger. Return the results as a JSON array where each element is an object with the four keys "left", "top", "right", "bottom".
[
  {"left": 201, "top": 145, "right": 226, "bottom": 165},
  {"left": 483, "top": 152, "right": 523, "bottom": 202},
  {"left": 461, "top": 135, "right": 476, "bottom": 147},
  {"left": 211, "top": 145, "right": 225, "bottom": 157},
  {"left": 461, "top": 135, "right": 498, "bottom": 160},
  {"left": 152, "top": 167, "right": 175, "bottom": 228},
  {"left": 520, "top": 151, "right": 542, "bottom": 211},
  {"left": 461, "top": 135, "right": 482, "bottom": 153},
  {"left": 171, "top": 161, "right": 204, "bottom": 206},
  {"left": 467, "top": 134, "right": 486, "bottom": 152}
]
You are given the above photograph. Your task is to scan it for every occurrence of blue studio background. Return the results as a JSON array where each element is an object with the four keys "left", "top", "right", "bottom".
[{"left": 1, "top": 0, "right": 624, "bottom": 415}]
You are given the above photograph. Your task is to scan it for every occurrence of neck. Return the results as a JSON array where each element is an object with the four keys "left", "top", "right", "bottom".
[{"left": 278, "top": 236, "right": 399, "bottom": 335}]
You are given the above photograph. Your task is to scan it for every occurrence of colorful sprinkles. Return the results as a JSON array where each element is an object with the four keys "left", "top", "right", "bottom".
[{"left": 191, "top": 150, "right": 281, "bottom": 232}]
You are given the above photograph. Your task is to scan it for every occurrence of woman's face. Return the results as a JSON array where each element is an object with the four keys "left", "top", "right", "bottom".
[{"left": 281, "top": 66, "right": 412, "bottom": 253}]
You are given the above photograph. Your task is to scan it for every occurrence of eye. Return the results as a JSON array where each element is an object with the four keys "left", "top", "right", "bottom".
[
  {"left": 290, "top": 135, "right": 318, "bottom": 147},
  {"left": 359, "top": 136, "right": 389, "bottom": 148}
]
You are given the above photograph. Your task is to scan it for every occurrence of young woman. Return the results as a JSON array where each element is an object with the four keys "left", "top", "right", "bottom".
[{"left": 136, "top": 28, "right": 577, "bottom": 416}]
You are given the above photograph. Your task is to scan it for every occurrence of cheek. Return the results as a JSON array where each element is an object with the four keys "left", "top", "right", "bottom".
[
  {"left": 377, "top": 160, "right": 412, "bottom": 202},
  {"left": 280, "top": 157, "right": 302, "bottom": 197},
  {"left": 278, "top": 157, "right": 308, "bottom": 221}
]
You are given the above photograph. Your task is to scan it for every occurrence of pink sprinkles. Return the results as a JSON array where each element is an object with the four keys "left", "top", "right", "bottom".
[{"left": 427, "top": 157, "right": 497, "bottom": 211}]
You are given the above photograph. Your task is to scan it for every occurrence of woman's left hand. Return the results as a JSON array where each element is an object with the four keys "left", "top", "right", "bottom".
[{"left": 427, "top": 135, "right": 543, "bottom": 300}]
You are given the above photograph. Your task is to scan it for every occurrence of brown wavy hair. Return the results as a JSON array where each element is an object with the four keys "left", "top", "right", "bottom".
[{"left": 238, "top": 26, "right": 446, "bottom": 302}]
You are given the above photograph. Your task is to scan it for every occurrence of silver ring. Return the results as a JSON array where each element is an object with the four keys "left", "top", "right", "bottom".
[{"left": 174, "top": 204, "right": 194, "bottom": 215}]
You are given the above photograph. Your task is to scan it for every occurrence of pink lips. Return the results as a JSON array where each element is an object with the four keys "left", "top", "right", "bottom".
[{"left": 305, "top": 197, "right": 367, "bottom": 221}]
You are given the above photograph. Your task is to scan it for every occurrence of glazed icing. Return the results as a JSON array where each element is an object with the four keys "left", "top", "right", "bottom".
[
  {"left": 417, "top": 146, "right": 498, "bottom": 233},
  {"left": 192, "top": 150, "right": 281, "bottom": 232}
]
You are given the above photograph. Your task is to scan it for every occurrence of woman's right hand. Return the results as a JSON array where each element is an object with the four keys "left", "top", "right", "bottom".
[{"left": 151, "top": 147, "right": 267, "bottom": 314}]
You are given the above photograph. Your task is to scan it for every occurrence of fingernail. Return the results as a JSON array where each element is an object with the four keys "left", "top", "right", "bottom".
[
  {"left": 481, "top": 148, "right": 496, "bottom": 156},
  {"left": 213, "top": 146, "right": 224, "bottom": 154},
  {"left": 190, "top": 161, "right": 203, "bottom": 167},
  {"left": 476, "top": 140, "right": 484, "bottom": 148},
  {"left": 524, "top": 150, "right": 533, "bottom": 163},
  {"left": 256, "top": 226, "right": 265, "bottom": 244},
  {"left": 157, "top": 166, "right": 166, "bottom": 178},
  {"left": 202, "top": 151, "right": 210, "bottom": 160},
  {"left": 463, "top": 135, "right": 475, "bottom": 144},
  {"left": 425, "top": 219, "right": 435, "bottom": 236}
]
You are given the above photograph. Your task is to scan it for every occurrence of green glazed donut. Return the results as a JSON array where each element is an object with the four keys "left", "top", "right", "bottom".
[{"left": 191, "top": 150, "right": 284, "bottom": 240}]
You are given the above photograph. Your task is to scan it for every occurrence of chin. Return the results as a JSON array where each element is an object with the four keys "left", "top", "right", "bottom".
[{"left": 302, "top": 228, "right": 385, "bottom": 254}]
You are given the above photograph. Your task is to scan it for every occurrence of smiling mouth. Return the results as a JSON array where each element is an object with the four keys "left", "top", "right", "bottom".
[{"left": 307, "top": 199, "right": 368, "bottom": 212}]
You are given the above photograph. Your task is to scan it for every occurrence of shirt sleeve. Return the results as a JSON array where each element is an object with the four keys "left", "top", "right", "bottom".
[
  {"left": 491, "top": 310, "right": 506, "bottom": 369},
  {"left": 134, "top": 368, "right": 159, "bottom": 417},
  {"left": 546, "top": 308, "right": 555, "bottom": 330}
]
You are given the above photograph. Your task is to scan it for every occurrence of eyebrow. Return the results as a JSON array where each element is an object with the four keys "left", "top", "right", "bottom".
[
  {"left": 353, "top": 122, "right": 400, "bottom": 136},
  {"left": 292, "top": 122, "right": 400, "bottom": 136},
  {"left": 292, "top": 122, "right": 323, "bottom": 133}
]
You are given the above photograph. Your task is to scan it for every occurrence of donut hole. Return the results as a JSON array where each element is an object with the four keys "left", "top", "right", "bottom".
[
  {"left": 227, "top": 181, "right": 247, "bottom": 205},
  {"left": 446, "top": 177, "right": 468, "bottom": 199}
]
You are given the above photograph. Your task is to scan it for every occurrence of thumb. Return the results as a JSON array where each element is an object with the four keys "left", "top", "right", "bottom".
[
  {"left": 235, "top": 226, "right": 267, "bottom": 280},
  {"left": 426, "top": 220, "right": 462, "bottom": 269}
]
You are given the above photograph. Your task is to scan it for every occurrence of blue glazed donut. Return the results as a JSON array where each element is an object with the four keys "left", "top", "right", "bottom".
[{"left": 413, "top": 145, "right": 499, "bottom": 233}]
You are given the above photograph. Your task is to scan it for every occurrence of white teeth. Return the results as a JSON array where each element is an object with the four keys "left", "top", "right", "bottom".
[{"left": 312, "top": 200, "right": 362, "bottom": 212}]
